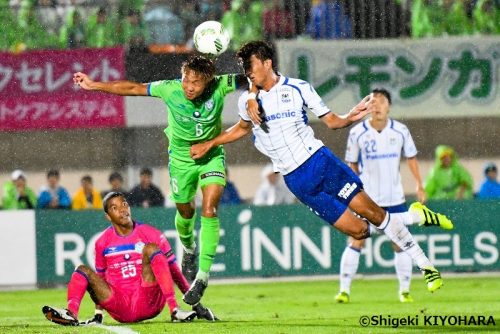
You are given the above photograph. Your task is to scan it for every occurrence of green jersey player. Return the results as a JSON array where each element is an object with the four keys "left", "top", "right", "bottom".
[{"left": 73, "top": 56, "right": 256, "bottom": 306}]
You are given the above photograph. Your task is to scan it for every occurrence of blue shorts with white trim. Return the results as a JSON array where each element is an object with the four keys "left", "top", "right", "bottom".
[{"left": 284, "top": 146, "right": 363, "bottom": 224}]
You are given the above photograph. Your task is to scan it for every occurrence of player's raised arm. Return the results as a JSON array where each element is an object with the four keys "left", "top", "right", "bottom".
[
  {"left": 73, "top": 72, "right": 148, "bottom": 96},
  {"left": 320, "top": 95, "right": 371, "bottom": 130},
  {"left": 190, "top": 119, "right": 252, "bottom": 160}
]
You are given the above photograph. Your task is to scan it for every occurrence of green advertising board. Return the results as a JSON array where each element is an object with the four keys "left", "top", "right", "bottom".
[{"left": 36, "top": 201, "right": 499, "bottom": 285}]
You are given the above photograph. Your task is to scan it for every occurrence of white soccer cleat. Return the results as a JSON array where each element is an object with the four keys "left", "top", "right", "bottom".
[
  {"left": 171, "top": 308, "right": 197, "bottom": 322},
  {"left": 42, "top": 306, "right": 79, "bottom": 326}
]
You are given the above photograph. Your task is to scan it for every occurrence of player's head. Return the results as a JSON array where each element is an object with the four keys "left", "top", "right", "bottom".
[
  {"left": 368, "top": 88, "right": 391, "bottom": 121},
  {"left": 103, "top": 192, "right": 132, "bottom": 226},
  {"left": 181, "top": 55, "right": 215, "bottom": 100},
  {"left": 237, "top": 41, "right": 277, "bottom": 86}
]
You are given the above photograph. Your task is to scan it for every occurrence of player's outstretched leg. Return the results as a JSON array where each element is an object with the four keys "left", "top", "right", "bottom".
[
  {"left": 170, "top": 308, "right": 197, "bottom": 322},
  {"left": 410, "top": 202, "right": 453, "bottom": 230},
  {"left": 42, "top": 306, "right": 79, "bottom": 326},
  {"left": 193, "top": 303, "right": 219, "bottom": 321}
]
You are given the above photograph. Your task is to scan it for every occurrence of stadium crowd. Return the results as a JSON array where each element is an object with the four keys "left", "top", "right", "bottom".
[
  {"left": 0, "top": 164, "right": 302, "bottom": 210},
  {"left": 3, "top": 158, "right": 500, "bottom": 211},
  {"left": 1, "top": 0, "right": 498, "bottom": 52}
]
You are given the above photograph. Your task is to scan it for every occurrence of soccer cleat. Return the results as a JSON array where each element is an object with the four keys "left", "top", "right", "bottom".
[
  {"left": 410, "top": 202, "right": 454, "bottom": 230},
  {"left": 170, "top": 308, "right": 197, "bottom": 322},
  {"left": 183, "top": 279, "right": 208, "bottom": 305},
  {"left": 334, "top": 291, "right": 350, "bottom": 303},
  {"left": 422, "top": 267, "right": 443, "bottom": 292},
  {"left": 399, "top": 291, "right": 414, "bottom": 303},
  {"left": 42, "top": 306, "right": 79, "bottom": 326},
  {"left": 182, "top": 250, "right": 198, "bottom": 283},
  {"left": 193, "top": 303, "right": 219, "bottom": 321}
]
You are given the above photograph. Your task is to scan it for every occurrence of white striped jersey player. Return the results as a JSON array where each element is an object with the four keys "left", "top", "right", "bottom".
[
  {"left": 237, "top": 75, "right": 330, "bottom": 175},
  {"left": 345, "top": 118, "right": 418, "bottom": 207}
]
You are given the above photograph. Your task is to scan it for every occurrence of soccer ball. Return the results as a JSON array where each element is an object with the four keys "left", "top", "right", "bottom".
[{"left": 193, "top": 21, "right": 230, "bottom": 57}]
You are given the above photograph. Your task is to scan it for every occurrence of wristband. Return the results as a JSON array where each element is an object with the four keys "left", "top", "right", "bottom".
[
  {"left": 95, "top": 309, "right": 103, "bottom": 315},
  {"left": 247, "top": 92, "right": 257, "bottom": 100}
]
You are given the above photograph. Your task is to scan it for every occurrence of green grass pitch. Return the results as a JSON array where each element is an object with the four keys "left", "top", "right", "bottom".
[{"left": 0, "top": 276, "right": 499, "bottom": 334}]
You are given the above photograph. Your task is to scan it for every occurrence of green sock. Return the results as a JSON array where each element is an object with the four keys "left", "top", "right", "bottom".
[
  {"left": 175, "top": 211, "right": 196, "bottom": 251},
  {"left": 198, "top": 216, "right": 220, "bottom": 276}
]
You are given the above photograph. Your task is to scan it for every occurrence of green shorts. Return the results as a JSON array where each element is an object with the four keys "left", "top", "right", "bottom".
[{"left": 168, "top": 150, "right": 226, "bottom": 203}]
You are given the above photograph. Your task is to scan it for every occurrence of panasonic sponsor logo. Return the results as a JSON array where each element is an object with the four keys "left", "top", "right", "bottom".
[
  {"left": 366, "top": 153, "right": 399, "bottom": 160},
  {"left": 264, "top": 111, "right": 296, "bottom": 122}
]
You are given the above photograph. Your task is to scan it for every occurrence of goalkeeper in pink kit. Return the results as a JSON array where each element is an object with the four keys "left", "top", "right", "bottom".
[{"left": 43, "top": 192, "right": 217, "bottom": 326}]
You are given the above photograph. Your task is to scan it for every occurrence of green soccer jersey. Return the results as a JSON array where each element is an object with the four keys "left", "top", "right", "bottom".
[{"left": 148, "top": 74, "right": 237, "bottom": 162}]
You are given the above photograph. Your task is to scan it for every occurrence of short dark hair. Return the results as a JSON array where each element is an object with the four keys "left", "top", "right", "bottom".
[
  {"left": 102, "top": 191, "right": 126, "bottom": 213},
  {"left": 484, "top": 162, "right": 497, "bottom": 175},
  {"left": 81, "top": 175, "right": 92, "bottom": 183},
  {"left": 140, "top": 167, "right": 152, "bottom": 176},
  {"left": 372, "top": 88, "right": 392, "bottom": 105},
  {"left": 47, "top": 169, "right": 60, "bottom": 178},
  {"left": 181, "top": 55, "right": 215, "bottom": 81},
  {"left": 109, "top": 172, "right": 123, "bottom": 183},
  {"left": 237, "top": 41, "right": 276, "bottom": 72}
]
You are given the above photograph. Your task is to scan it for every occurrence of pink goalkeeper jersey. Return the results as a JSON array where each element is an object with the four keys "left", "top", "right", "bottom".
[{"left": 94, "top": 221, "right": 173, "bottom": 292}]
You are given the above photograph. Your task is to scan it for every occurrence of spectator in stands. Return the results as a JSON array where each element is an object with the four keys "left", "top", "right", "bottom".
[
  {"left": 128, "top": 167, "right": 165, "bottom": 208},
  {"left": 262, "top": 0, "right": 296, "bottom": 41},
  {"left": 121, "top": 9, "right": 148, "bottom": 50},
  {"left": 478, "top": 162, "right": 500, "bottom": 199},
  {"left": 117, "top": 0, "right": 145, "bottom": 20},
  {"left": 253, "top": 164, "right": 295, "bottom": 206},
  {"left": 180, "top": 0, "right": 202, "bottom": 46},
  {"left": 18, "top": 1, "right": 58, "bottom": 49},
  {"left": 288, "top": 0, "right": 311, "bottom": 37},
  {"left": 59, "top": 8, "right": 86, "bottom": 48},
  {"left": 0, "top": 4, "right": 19, "bottom": 51},
  {"left": 424, "top": 145, "right": 473, "bottom": 200},
  {"left": 2, "top": 169, "right": 37, "bottom": 210},
  {"left": 473, "top": 0, "right": 499, "bottom": 35},
  {"left": 348, "top": 0, "right": 411, "bottom": 39},
  {"left": 220, "top": 169, "right": 243, "bottom": 205},
  {"left": 221, "top": 0, "right": 263, "bottom": 50},
  {"left": 86, "top": 7, "right": 117, "bottom": 48},
  {"left": 411, "top": 0, "right": 446, "bottom": 38},
  {"left": 199, "top": 0, "right": 224, "bottom": 21},
  {"left": 36, "top": 0, "right": 60, "bottom": 37},
  {"left": 306, "top": 0, "right": 353, "bottom": 39},
  {"left": 37, "top": 169, "right": 71, "bottom": 209},
  {"left": 72, "top": 175, "right": 103, "bottom": 210},
  {"left": 443, "top": 0, "right": 472, "bottom": 36},
  {"left": 143, "top": 2, "right": 184, "bottom": 45},
  {"left": 101, "top": 172, "right": 128, "bottom": 199}
]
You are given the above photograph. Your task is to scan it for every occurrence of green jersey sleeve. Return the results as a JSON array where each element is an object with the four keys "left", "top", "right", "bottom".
[
  {"left": 216, "top": 74, "right": 237, "bottom": 96},
  {"left": 147, "top": 79, "right": 178, "bottom": 99}
]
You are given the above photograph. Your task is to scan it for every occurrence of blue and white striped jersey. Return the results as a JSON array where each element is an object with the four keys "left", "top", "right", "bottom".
[
  {"left": 238, "top": 76, "right": 330, "bottom": 175},
  {"left": 345, "top": 119, "right": 417, "bottom": 207}
]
